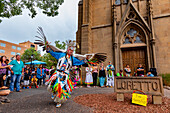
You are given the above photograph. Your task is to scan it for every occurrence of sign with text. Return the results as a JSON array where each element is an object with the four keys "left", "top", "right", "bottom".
[
  {"left": 114, "top": 77, "right": 164, "bottom": 96},
  {"left": 132, "top": 93, "right": 147, "bottom": 106}
]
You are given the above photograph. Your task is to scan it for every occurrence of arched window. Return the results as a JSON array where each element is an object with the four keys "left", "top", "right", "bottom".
[{"left": 123, "top": 27, "right": 145, "bottom": 44}]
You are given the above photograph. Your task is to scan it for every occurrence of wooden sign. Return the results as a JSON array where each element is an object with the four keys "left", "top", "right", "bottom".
[{"left": 132, "top": 91, "right": 147, "bottom": 106}]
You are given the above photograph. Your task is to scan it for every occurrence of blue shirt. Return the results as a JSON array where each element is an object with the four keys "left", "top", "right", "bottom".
[
  {"left": 37, "top": 68, "right": 45, "bottom": 79},
  {"left": 147, "top": 73, "right": 154, "bottom": 77},
  {"left": 9, "top": 60, "right": 24, "bottom": 75}
]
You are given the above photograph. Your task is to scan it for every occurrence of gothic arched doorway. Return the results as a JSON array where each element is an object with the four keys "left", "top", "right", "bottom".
[{"left": 120, "top": 26, "right": 149, "bottom": 75}]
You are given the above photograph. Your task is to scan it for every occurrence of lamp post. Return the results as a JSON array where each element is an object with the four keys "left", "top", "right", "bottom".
[{"left": 31, "top": 54, "right": 34, "bottom": 70}]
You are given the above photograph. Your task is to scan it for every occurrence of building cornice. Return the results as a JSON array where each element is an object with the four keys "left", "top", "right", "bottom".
[
  {"left": 153, "top": 13, "right": 170, "bottom": 19},
  {"left": 91, "top": 24, "right": 112, "bottom": 30}
]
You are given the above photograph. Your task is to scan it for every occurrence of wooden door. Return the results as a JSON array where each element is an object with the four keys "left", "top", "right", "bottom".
[{"left": 122, "top": 47, "right": 147, "bottom": 76}]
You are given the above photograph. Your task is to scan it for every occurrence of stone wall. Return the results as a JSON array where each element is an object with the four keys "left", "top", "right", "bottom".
[
  {"left": 92, "top": 27, "right": 113, "bottom": 66},
  {"left": 152, "top": 0, "right": 170, "bottom": 74}
]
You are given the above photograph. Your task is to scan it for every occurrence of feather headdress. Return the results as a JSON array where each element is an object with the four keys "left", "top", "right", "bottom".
[{"left": 66, "top": 40, "right": 79, "bottom": 50}]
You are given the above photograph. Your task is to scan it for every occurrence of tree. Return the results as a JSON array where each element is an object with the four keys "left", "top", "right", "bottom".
[
  {"left": 41, "top": 53, "right": 58, "bottom": 69},
  {"left": 42, "top": 40, "right": 66, "bottom": 69},
  {"left": 21, "top": 47, "right": 42, "bottom": 62},
  {"left": 0, "top": 0, "right": 64, "bottom": 23},
  {"left": 55, "top": 40, "right": 66, "bottom": 50}
]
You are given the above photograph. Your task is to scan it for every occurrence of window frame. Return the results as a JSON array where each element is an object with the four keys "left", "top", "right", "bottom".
[
  {"left": 17, "top": 47, "right": 21, "bottom": 50},
  {"left": 12, "top": 46, "right": 16, "bottom": 49},
  {"left": 11, "top": 52, "right": 16, "bottom": 55},
  {"left": 1, "top": 43, "right": 6, "bottom": 47},
  {"left": 0, "top": 49, "right": 5, "bottom": 53}
]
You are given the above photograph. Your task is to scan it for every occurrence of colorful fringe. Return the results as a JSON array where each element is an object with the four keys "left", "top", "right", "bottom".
[
  {"left": 46, "top": 71, "right": 75, "bottom": 101},
  {"left": 85, "top": 82, "right": 93, "bottom": 85}
]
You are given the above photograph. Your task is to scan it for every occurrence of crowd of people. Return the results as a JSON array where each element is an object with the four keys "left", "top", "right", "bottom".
[
  {"left": 0, "top": 55, "right": 56, "bottom": 104},
  {"left": 85, "top": 61, "right": 155, "bottom": 88}
]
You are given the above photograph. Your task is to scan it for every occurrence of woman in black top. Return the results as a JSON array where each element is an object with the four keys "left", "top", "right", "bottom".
[{"left": 99, "top": 63, "right": 106, "bottom": 88}]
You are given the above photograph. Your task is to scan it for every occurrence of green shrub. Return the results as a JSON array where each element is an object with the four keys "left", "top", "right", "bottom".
[{"left": 160, "top": 74, "right": 170, "bottom": 86}]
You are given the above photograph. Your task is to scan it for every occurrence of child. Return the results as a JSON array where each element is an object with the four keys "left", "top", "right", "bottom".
[
  {"left": 106, "top": 61, "right": 115, "bottom": 87},
  {"left": 29, "top": 75, "right": 38, "bottom": 88},
  {"left": 116, "top": 70, "right": 124, "bottom": 77},
  {"left": 147, "top": 71, "right": 154, "bottom": 77},
  {"left": 23, "top": 70, "right": 30, "bottom": 89},
  {"left": 85, "top": 65, "right": 93, "bottom": 88},
  {"left": 124, "top": 64, "right": 131, "bottom": 77}
]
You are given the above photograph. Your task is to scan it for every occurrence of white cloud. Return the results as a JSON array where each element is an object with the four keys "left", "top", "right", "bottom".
[{"left": 0, "top": 0, "right": 80, "bottom": 55}]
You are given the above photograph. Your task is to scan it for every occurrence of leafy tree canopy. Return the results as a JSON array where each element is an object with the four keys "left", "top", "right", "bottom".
[
  {"left": 0, "top": 0, "right": 64, "bottom": 23},
  {"left": 21, "top": 47, "right": 41, "bottom": 62},
  {"left": 55, "top": 40, "right": 66, "bottom": 50}
]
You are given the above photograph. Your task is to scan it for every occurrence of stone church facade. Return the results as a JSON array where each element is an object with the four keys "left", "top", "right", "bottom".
[{"left": 76, "top": 0, "right": 170, "bottom": 75}]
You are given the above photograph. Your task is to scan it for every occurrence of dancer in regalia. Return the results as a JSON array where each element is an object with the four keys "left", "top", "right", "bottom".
[
  {"left": 34, "top": 27, "right": 107, "bottom": 108},
  {"left": 106, "top": 61, "right": 115, "bottom": 87}
]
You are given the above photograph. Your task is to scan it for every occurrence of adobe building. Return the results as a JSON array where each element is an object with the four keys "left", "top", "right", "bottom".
[
  {"left": 0, "top": 40, "right": 37, "bottom": 61},
  {"left": 76, "top": 0, "right": 170, "bottom": 75}
]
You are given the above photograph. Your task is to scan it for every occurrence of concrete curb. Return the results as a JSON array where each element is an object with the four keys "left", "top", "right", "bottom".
[{"left": 164, "top": 86, "right": 170, "bottom": 90}]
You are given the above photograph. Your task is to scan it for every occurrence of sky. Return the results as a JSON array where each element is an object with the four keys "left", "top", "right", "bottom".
[{"left": 0, "top": 0, "right": 80, "bottom": 55}]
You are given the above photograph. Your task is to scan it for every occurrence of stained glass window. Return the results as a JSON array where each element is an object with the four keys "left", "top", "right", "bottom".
[
  {"left": 124, "top": 38, "right": 131, "bottom": 44},
  {"left": 135, "top": 36, "right": 142, "bottom": 43},
  {"left": 115, "top": 0, "right": 121, "bottom": 5},
  {"left": 127, "top": 28, "right": 137, "bottom": 37}
]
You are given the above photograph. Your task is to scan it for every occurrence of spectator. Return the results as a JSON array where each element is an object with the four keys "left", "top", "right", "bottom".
[
  {"left": 92, "top": 64, "right": 98, "bottom": 87},
  {"left": 0, "top": 56, "right": 13, "bottom": 88},
  {"left": 6, "top": 59, "right": 11, "bottom": 87},
  {"left": 23, "top": 69, "right": 30, "bottom": 89},
  {"left": 147, "top": 71, "right": 154, "bottom": 77},
  {"left": 116, "top": 70, "right": 124, "bottom": 77},
  {"left": 124, "top": 64, "right": 131, "bottom": 77},
  {"left": 31, "top": 67, "right": 36, "bottom": 80},
  {"left": 29, "top": 75, "right": 38, "bottom": 88},
  {"left": 43, "top": 67, "right": 47, "bottom": 85},
  {"left": 37, "top": 64, "right": 45, "bottom": 86},
  {"left": 106, "top": 61, "right": 115, "bottom": 87},
  {"left": 9, "top": 54, "right": 24, "bottom": 92},
  {"left": 85, "top": 65, "right": 93, "bottom": 88},
  {"left": 137, "top": 64, "right": 144, "bottom": 77},
  {"left": 99, "top": 63, "right": 106, "bottom": 88},
  {"left": 0, "top": 74, "right": 10, "bottom": 104},
  {"left": 3, "top": 59, "right": 10, "bottom": 87}
]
